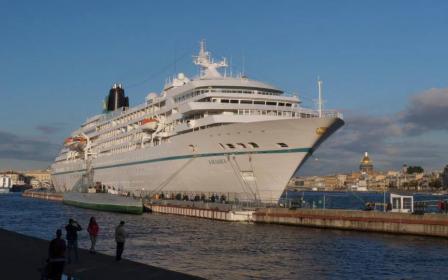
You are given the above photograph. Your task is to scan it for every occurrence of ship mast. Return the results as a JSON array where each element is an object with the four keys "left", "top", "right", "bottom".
[
  {"left": 317, "top": 78, "right": 323, "bottom": 118},
  {"left": 193, "top": 40, "right": 228, "bottom": 79}
]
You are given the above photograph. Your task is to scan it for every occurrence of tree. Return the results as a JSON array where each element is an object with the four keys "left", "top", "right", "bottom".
[
  {"left": 429, "top": 179, "right": 442, "bottom": 189},
  {"left": 406, "top": 166, "right": 424, "bottom": 174}
]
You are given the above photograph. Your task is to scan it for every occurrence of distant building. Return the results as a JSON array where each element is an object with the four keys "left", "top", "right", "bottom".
[
  {"left": 24, "top": 169, "right": 52, "bottom": 188},
  {"left": 359, "top": 152, "right": 374, "bottom": 174},
  {"left": 401, "top": 164, "right": 408, "bottom": 175},
  {"left": 0, "top": 171, "right": 28, "bottom": 185},
  {"left": 443, "top": 165, "right": 448, "bottom": 188}
]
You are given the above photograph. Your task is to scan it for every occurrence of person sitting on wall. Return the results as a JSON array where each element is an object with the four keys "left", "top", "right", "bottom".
[
  {"left": 386, "top": 202, "right": 392, "bottom": 212},
  {"left": 364, "top": 202, "right": 373, "bottom": 211},
  {"left": 438, "top": 200, "right": 445, "bottom": 213}
]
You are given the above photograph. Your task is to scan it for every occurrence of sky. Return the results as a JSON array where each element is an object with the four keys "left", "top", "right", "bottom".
[{"left": 0, "top": 0, "right": 447, "bottom": 175}]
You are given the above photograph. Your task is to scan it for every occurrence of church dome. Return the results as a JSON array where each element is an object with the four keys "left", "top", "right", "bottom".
[{"left": 359, "top": 152, "right": 373, "bottom": 174}]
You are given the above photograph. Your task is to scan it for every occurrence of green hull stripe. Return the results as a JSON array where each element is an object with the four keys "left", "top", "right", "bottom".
[
  {"left": 53, "top": 147, "right": 312, "bottom": 176},
  {"left": 63, "top": 199, "right": 143, "bottom": 215}
]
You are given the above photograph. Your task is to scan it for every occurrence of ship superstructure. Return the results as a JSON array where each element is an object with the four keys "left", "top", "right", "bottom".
[{"left": 51, "top": 41, "right": 344, "bottom": 203}]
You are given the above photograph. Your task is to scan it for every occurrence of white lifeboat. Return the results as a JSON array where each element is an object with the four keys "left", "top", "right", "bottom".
[{"left": 140, "top": 118, "right": 158, "bottom": 132}]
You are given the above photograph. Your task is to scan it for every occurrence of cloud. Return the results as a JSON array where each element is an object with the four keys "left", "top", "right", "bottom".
[
  {"left": 0, "top": 131, "right": 60, "bottom": 162},
  {"left": 299, "top": 88, "right": 448, "bottom": 175},
  {"left": 400, "top": 88, "right": 448, "bottom": 134},
  {"left": 35, "top": 122, "right": 66, "bottom": 135}
]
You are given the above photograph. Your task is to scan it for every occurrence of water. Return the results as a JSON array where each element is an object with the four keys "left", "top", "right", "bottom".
[{"left": 1, "top": 193, "right": 448, "bottom": 279}]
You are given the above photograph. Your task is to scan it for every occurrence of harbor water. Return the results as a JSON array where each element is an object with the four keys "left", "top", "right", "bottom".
[{"left": 1, "top": 193, "right": 448, "bottom": 279}]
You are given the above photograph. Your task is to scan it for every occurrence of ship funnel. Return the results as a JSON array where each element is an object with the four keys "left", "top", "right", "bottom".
[{"left": 105, "top": 83, "right": 129, "bottom": 112}]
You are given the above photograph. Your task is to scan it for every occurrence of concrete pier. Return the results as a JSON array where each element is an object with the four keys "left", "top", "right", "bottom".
[
  {"left": 254, "top": 208, "right": 448, "bottom": 238},
  {"left": 146, "top": 201, "right": 254, "bottom": 222},
  {"left": 22, "top": 190, "right": 63, "bottom": 201},
  {"left": 0, "top": 228, "right": 202, "bottom": 279}
]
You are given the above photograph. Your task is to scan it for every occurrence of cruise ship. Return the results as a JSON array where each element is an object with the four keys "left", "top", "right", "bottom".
[{"left": 51, "top": 41, "right": 344, "bottom": 203}]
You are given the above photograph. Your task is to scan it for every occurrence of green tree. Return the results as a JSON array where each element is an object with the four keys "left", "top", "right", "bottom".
[
  {"left": 407, "top": 166, "right": 424, "bottom": 174},
  {"left": 429, "top": 179, "right": 442, "bottom": 189}
]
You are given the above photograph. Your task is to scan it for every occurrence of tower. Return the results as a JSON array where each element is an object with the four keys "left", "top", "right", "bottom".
[{"left": 442, "top": 165, "right": 448, "bottom": 188}]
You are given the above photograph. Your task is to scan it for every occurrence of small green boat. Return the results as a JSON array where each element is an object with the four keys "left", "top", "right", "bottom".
[{"left": 63, "top": 192, "right": 143, "bottom": 214}]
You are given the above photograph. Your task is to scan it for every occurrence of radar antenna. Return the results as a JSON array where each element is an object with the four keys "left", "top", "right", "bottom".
[{"left": 193, "top": 39, "right": 228, "bottom": 79}]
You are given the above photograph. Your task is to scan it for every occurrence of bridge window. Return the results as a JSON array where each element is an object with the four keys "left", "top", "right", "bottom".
[
  {"left": 248, "top": 142, "right": 259, "bottom": 148},
  {"left": 226, "top": 144, "right": 235, "bottom": 149},
  {"left": 277, "top": 143, "right": 288, "bottom": 148},
  {"left": 236, "top": 143, "right": 247, "bottom": 148}
]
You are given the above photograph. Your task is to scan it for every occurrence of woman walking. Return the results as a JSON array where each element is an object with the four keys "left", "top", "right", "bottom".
[{"left": 87, "top": 217, "right": 99, "bottom": 254}]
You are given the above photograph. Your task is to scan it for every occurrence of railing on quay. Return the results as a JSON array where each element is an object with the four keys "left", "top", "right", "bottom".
[{"left": 279, "top": 192, "right": 448, "bottom": 215}]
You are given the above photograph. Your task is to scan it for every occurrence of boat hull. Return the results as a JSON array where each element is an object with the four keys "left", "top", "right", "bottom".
[
  {"left": 63, "top": 193, "right": 143, "bottom": 214},
  {"left": 52, "top": 117, "right": 343, "bottom": 203}
]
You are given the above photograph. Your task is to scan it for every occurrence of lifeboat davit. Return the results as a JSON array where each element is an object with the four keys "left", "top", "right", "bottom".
[
  {"left": 64, "top": 136, "right": 87, "bottom": 151},
  {"left": 140, "top": 118, "right": 158, "bottom": 132}
]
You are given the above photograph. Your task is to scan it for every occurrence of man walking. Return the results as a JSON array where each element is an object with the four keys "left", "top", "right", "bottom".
[
  {"left": 115, "top": 221, "right": 127, "bottom": 261},
  {"left": 47, "top": 229, "right": 66, "bottom": 280},
  {"left": 65, "top": 218, "right": 82, "bottom": 263}
]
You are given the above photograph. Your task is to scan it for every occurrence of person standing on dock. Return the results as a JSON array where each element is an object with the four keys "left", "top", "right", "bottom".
[
  {"left": 87, "top": 216, "right": 99, "bottom": 254},
  {"left": 47, "top": 229, "right": 66, "bottom": 280},
  {"left": 115, "top": 221, "right": 127, "bottom": 261},
  {"left": 65, "top": 218, "right": 82, "bottom": 263}
]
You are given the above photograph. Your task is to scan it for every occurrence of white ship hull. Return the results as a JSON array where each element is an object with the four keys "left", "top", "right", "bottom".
[{"left": 52, "top": 117, "right": 343, "bottom": 203}]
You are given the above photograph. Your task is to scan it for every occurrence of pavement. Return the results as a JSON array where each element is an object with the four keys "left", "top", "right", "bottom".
[{"left": 0, "top": 228, "right": 203, "bottom": 280}]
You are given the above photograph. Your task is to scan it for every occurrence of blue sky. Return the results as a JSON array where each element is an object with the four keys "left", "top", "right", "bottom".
[{"left": 1, "top": 1, "right": 448, "bottom": 174}]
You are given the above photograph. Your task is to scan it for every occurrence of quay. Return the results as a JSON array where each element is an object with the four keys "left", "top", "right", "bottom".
[
  {"left": 254, "top": 208, "right": 448, "bottom": 238},
  {"left": 146, "top": 200, "right": 254, "bottom": 222},
  {"left": 22, "top": 189, "right": 63, "bottom": 201},
  {"left": 22, "top": 191, "right": 448, "bottom": 238},
  {"left": 0, "top": 228, "right": 202, "bottom": 280}
]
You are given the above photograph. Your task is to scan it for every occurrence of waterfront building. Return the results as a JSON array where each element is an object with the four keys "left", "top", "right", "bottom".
[
  {"left": 359, "top": 152, "right": 374, "bottom": 174},
  {"left": 443, "top": 165, "right": 448, "bottom": 188},
  {"left": 24, "top": 169, "right": 52, "bottom": 188},
  {"left": 0, "top": 171, "right": 28, "bottom": 186}
]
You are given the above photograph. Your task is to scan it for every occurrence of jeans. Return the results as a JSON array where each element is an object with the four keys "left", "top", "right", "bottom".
[
  {"left": 89, "top": 235, "right": 97, "bottom": 252},
  {"left": 116, "top": 242, "right": 124, "bottom": 260},
  {"left": 48, "top": 261, "right": 65, "bottom": 280},
  {"left": 67, "top": 240, "right": 78, "bottom": 263}
]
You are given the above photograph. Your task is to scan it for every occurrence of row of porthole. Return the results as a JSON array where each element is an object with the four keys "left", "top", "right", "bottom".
[{"left": 218, "top": 142, "right": 289, "bottom": 150}]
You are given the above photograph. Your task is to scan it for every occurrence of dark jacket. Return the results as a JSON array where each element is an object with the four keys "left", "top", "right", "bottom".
[
  {"left": 49, "top": 238, "right": 66, "bottom": 261},
  {"left": 65, "top": 222, "right": 82, "bottom": 241}
]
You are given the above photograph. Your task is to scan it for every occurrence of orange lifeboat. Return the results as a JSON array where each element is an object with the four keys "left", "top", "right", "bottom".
[
  {"left": 64, "top": 137, "right": 74, "bottom": 147},
  {"left": 64, "top": 136, "right": 87, "bottom": 151},
  {"left": 140, "top": 118, "right": 158, "bottom": 132}
]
